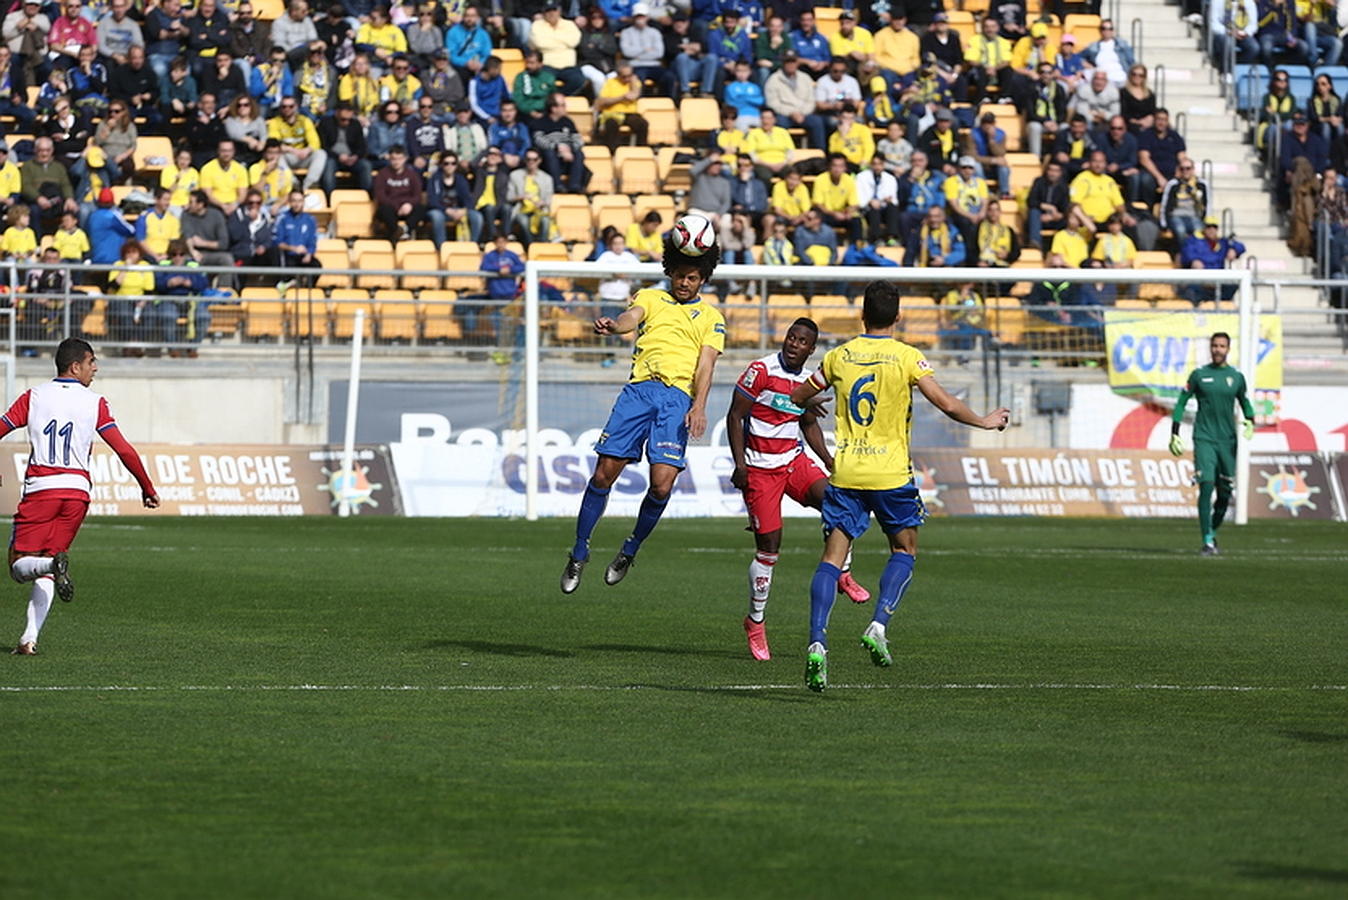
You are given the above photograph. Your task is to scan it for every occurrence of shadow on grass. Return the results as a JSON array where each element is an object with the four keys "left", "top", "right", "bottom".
[
  {"left": 424, "top": 639, "right": 576, "bottom": 658},
  {"left": 581, "top": 643, "right": 743, "bottom": 660},
  {"left": 1236, "top": 863, "right": 1348, "bottom": 884},
  {"left": 1278, "top": 730, "right": 1348, "bottom": 744},
  {"left": 626, "top": 683, "right": 814, "bottom": 703}
]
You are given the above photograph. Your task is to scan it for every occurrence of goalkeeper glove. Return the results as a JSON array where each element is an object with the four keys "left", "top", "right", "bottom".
[
  {"left": 1242, "top": 419, "right": 1255, "bottom": 440},
  {"left": 1168, "top": 434, "right": 1185, "bottom": 457}
]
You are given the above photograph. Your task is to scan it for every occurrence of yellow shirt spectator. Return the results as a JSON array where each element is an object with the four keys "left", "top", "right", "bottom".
[
  {"left": 812, "top": 172, "right": 858, "bottom": 213},
  {"left": 745, "top": 125, "right": 795, "bottom": 166},
  {"left": 874, "top": 26, "right": 921, "bottom": 75},
  {"left": 0, "top": 161, "right": 20, "bottom": 201},
  {"left": 716, "top": 127, "right": 747, "bottom": 159},
  {"left": 829, "top": 26, "right": 874, "bottom": 59},
  {"left": 356, "top": 22, "right": 408, "bottom": 56},
  {"left": 771, "top": 180, "right": 811, "bottom": 218},
  {"left": 625, "top": 222, "right": 663, "bottom": 260},
  {"left": 161, "top": 163, "right": 200, "bottom": 208},
  {"left": 943, "top": 175, "right": 989, "bottom": 217},
  {"left": 268, "top": 114, "right": 322, "bottom": 150},
  {"left": 828, "top": 122, "right": 875, "bottom": 167},
  {"left": 52, "top": 226, "right": 91, "bottom": 261},
  {"left": 597, "top": 75, "right": 638, "bottom": 122},
  {"left": 1051, "top": 228, "right": 1090, "bottom": 269},
  {"left": 110, "top": 262, "right": 156, "bottom": 297},
  {"left": 199, "top": 158, "right": 251, "bottom": 207},
  {"left": 965, "top": 33, "right": 1013, "bottom": 68},
  {"left": 0, "top": 226, "right": 36, "bottom": 259},
  {"left": 138, "top": 210, "right": 180, "bottom": 258},
  {"left": 1070, "top": 170, "right": 1123, "bottom": 223},
  {"left": 1092, "top": 231, "right": 1137, "bottom": 266},
  {"left": 379, "top": 74, "right": 423, "bottom": 109},
  {"left": 338, "top": 72, "right": 381, "bottom": 117},
  {"left": 1012, "top": 36, "right": 1059, "bottom": 71},
  {"left": 249, "top": 160, "right": 295, "bottom": 206}
]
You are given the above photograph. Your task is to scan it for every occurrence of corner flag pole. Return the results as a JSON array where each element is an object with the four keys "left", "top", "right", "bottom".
[
  {"left": 339, "top": 308, "right": 366, "bottom": 518},
  {"left": 1234, "top": 269, "right": 1257, "bottom": 526}
]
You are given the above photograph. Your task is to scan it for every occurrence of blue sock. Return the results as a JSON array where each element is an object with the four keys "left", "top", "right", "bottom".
[
  {"left": 873, "top": 552, "right": 916, "bottom": 627},
  {"left": 571, "top": 482, "right": 610, "bottom": 561},
  {"left": 621, "top": 491, "right": 669, "bottom": 557},
  {"left": 809, "top": 562, "right": 842, "bottom": 647}
]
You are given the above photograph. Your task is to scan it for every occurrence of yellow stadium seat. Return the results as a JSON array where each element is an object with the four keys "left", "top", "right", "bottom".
[
  {"left": 420, "top": 291, "right": 464, "bottom": 341},
  {"left": 330, "top": 290, "right": 374, "bottom": 339},
  {"left": 1136, "top": 251, "right": 1175, "bottom": 270},
  {"left": 583, "top": 145, "right": 614, "bottom": 193},
  {"left": 252, "top": 0, "right": 285, "bottom": 18},
  {"left": 496, "top": 48, "right": 524, "bottom": 87},
  {"left": 633, "top": 194, "right": 676, "bottom": 226},
  {"left": 899, "top": 296, "right": 940, "bottom": 348},
  {"left": 244, "top": 300, "right": 286, "bottom": 339},
  {"left": 815, "top": 6, "right": 841, "bottom": 39},
  {"left": 570, "top": 242, "right": 594, "bottom": 261},
  {"left": 400, "top": 251, "right": 442, "bottom": 291},
  {"left": 566, "top": 96, "right": 593, "bottom": 142},
  {"left": 1015, "top": 247, "right": 1044, "bottom": 268},
  {"left": 355, "top": 249, "right": 396, "bottom": 290},
  {"left": 315, "top": 244, "right": 353, "bottom": 289},
  {"left": 613, "top": 146, "right": 655, "bottom": 168},
  {"left": 638, "top": 97, "right": 679, "bottom": 146},
  {"left": 441, "top": 243, "right": 485, "bottom": 293},
  {"left": 592, "top": 195, "right": 634, "bottom": 233},
  {"left": 373, "top": 290, "right": 418, "bottom": 340},
  {"left": 618, "top": 158, "right": 658, "bottom": 195},
  {"left": 527, "top": 242, "right": 569, "bottom": 262},
  {"left": 721, "top": 294, "right": 765, "bottom": 346},
  {"left": 679, "top": 98, "right": 720, "bottom": 135},
  {"left": 1063, "top": 14, "right": 1101, "bottom": 47},
  {"left": 766, "top": 293, "right": 809, "bottom": 330},
  {"left": 285, "top": 288, "right": 330, "bottom": 338},
  {"left": 133, "top": 136, "right": 173, "bottom": 174},
  {"left": 239, "top": 287, "right": 280, "bottom": 299},
  {"left": 334, "top": 199, "right": 375, "bottom": 239},
  {"left": 987, "top": 298, "right": 1025, "bottom": 346},
  {"left": 394, "top": 239, "right": 436, "bottom": 266},
  {"left": 555, "top": 205, "right": 593, "bottom": 242}
]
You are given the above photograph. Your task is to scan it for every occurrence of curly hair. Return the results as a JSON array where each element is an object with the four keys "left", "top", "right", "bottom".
[{"left": 662, "top": 235, "right": 720, "bottom": 282}]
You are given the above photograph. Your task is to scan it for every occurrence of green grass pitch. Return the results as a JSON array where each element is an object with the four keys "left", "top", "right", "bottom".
[{"left": 0, "top": 515, "right": 1345, "bottom": 899}]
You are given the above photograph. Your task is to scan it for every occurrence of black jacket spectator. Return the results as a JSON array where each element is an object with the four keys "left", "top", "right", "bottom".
[
  {"left": 109, "top": 60, "right": 160, "bottom": 105},
  {"left": 186, "top": 7, "right": 232, "bottom": 58},
  {"left": 917, "top": 123, "right": 961, "bottom": 172},
  {"left": 199, "top": 60, "right": 247, "bottom": 107},
  {"left": 318, "top": 113, "right": 368, "bottom": 158},
  {"left": 1027, "top": 172, "right": 1071, "bottom": 216}
]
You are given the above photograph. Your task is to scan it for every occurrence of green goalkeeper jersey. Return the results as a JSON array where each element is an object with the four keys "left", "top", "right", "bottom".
[{"left": 1172, "top": 363, "right": 1255, "bottom": 443}]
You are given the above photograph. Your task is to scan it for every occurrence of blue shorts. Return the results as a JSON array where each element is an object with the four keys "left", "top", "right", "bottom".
[
  {"left": 822, "top": 482, "right": 927, "bottom": 540},
  {"left": 594, "top": 380, "right": 692, "bottom": 469}
]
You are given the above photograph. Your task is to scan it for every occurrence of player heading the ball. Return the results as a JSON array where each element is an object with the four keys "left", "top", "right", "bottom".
[
  {"left": 560, "top": 220, "right": 725, "bottom": 594},
  {"left": 0, "top": 338, "right": 159, "bottom": 656},
  {"left": 790, "top": 282, "right": 1010, "bottom": 692},
  {"left": 726, "top": 318, "right": 871, "bottom": 662}
]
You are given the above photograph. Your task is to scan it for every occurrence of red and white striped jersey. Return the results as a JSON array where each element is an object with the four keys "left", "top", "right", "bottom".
[
  {"left": 2, "top": 378, "right": 119, "bottom": 498},
  {"left": 735, "top": 352, "right": 816, "bottom": 469}
]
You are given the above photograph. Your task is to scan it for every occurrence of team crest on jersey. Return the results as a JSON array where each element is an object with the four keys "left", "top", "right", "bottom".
[
  {"left": 689, "top": 308, "right": 700, "bottom": 319},
  {"left": 1226, "top": 376, "right": 1233, "bottom": 386},
  {"left": 917, "top": 357, "right": 934, "bottom": 373}
]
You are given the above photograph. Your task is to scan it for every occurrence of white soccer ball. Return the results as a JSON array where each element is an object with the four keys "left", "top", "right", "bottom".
[{"left": 672, "top": 213, "right": 716, "bottom": 256}]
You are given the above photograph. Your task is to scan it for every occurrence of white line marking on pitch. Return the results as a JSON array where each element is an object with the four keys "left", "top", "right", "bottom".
[{"left": 0, "top": 683, "right": 1344, "bottom": 693}]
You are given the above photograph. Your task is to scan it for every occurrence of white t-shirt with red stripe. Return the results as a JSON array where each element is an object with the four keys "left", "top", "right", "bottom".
[
  {"left": 735, "top": 352, "right": 816, "bottom": 470},
  {"left": 2, "top": 378, "right": 119, "bottom": 499}
]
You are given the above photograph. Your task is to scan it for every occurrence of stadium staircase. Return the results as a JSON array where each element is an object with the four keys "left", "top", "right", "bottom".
[{"left": 1130, "top": 0, "right": 1343, "bottom": 367}]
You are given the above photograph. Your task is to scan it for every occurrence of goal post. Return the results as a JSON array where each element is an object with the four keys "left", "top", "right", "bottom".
[{"left": 522, "top": 261, "right": 1257, "bottom": 524}]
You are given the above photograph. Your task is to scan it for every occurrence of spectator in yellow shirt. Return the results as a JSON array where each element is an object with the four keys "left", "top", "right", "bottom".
[
  {"left": 745, "top": 108, "right": 795, "bottom": 181},
  {"left": 356, "top": 5, "right": 408, "bottom": 70},
  {"left": 339, "top": 54, "right": 382, "bottom": 123},
  {"left": 874, "top": 13, "right": 921, "bottom": 85},
  {"left": 812, "top": 153, "right": 861, "bottom": 242},
  {"left": 249, "top": 140, "right": 296, "bottom": 215},
  {"left": 161, "top": 147, "right": 200, "bottom": 214},
  {"left": 108, "top": 238, "right": 156, "bottom": 344},
  {"left": 0, "top": 206, "right": 37, "bottom": 260},
  {"left": 771, "top": 167, "right": 811, "bottom": 226},
  {"left": 267, "top": 98, "right": 328, "bottom": 191},
  {"left": 829, "top": 10, "right": 874, "bottom": 76},
  {"left": 199, "top": 140, "right": 251, "bottom": 215},
  {"left": 1012, "top": 23, "right": 1059, "bottom": 79},
  {"left": 624, "top": 211, "right": 665, "bottom": 262},
  {"left": 135, "top": 188, "right": 181, "bottom": 259},
  {"left": 943, "top": 155, "right": 990, "bottom": 248},
  {"left": 1070, "top": 150, "right": 1135, "bottom": 228},
  {"left": 1091, "top": 213, "right": 1137, "bottom": 267},
  {"left": 964, "top": 16, "right": 1015, "bottom": 106},
  {"left": 714, "top": 106, "right": 748, "bottom": 159},
  {"left": 827, "top": 103, "right": 875, "bottom": 169},
  {"left": 596, "top": 64, "right": 648, "bottom": 151},
  {"left": 0, "top": 142, "right": 20, "bottom": 211},
  {"left": 52, "top": 211, "right": 91, "bottom": 262},
  {"left": 380, "top": 56, "right": 423, "bottom": 116},
  {"left": 1049, "top": 209, "right": 1092, "bottom": 269}
]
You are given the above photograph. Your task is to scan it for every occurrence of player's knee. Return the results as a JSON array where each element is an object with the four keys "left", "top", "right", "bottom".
[{"left": 647, "top": 482, "right": 672, "bottom": 502}]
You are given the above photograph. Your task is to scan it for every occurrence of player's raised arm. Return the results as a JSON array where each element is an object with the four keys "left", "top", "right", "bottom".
[
  {"left": 789, "top": 371, "right": 826, "bottom": 409},
  {"left": 685, "top": 344, "right": 720, "bottom": 440},
  {"left": 593, "top": 304, "right": 646, "bottom": 336},
  {"left": 916, "top": 375, "right": 1009, "bottom": 430}
]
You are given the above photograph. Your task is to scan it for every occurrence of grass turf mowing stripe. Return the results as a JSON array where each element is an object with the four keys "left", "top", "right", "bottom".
[{"left": 2, "top": 683, "right": 1345, "bottom": 692}]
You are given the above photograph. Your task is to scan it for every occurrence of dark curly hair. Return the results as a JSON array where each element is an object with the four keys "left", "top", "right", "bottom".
[{"left": 662, "top": 235, "right": 720, "bottom": 282}]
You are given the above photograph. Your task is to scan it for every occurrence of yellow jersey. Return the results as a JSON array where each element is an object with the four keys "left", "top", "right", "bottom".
[
  {"left": 138, "top": 210, "right": 180, "bottom": 258},
  {"left": 812, "top": 172, "right": 858, "bottom": 213},
  {"left": 199, "top": 159, "right": 250, "bottom": 206},
  {"left": 338, "top": 72, "right": 381, "bottom": 117},
  {"left": 379, "top": 73, "right": 422, "bottom": 108},
  {"left": 0, "top": 161, "right": 20, "bottom": 200},
  {"left": 1092, "top": 231, "right": 1136, "bottom": 266},
  {"left": 965, "top": 33, "right": 1013, "bottom": 67},
  {"left": 1050, "top": 228, "right": 1090, "bottom": 269},
  {"left": 0, "top": 225, "right": 36, "bottom": 258},
  {"left": 52, "top": 227, "right": 90, "bottom": 261},
  {"left": 624, "top": 223, "right": 663, "bottom": 260},
  {"left": 249, "top": 160, "right": 295, "bottom": 205},
  {"left": 628, "top": 288, "right": 726, "bottom": 396},
  {"left": 811, "top": 334, "right": 934, "bottom": 490},
  {"left": 1069, "top": 170, "right": 1122, "bottom": 223},
  {"left": 875, "top": 27, "right": 921, "bottom": 75},
  {"left": 268, "top": 115, "right": 321, "bottom": 150},
  {"left": 745, "top": 126, "right": 795, "bottom": 166},
  {"left": 943, "top": 174, "right": 989, "bottom": 217},
  {"left": 598, "top": 76, "right": 638, "bottom": 122},
  {"left": 829, "top": 27, "right": 874, "bottom": 58},
  {"left": 161, "top": 163, "right": 200, "bottom": 208},
  {"left": 110, "top": 262, "right": 155, "bottom": 297},
  {"left": 828, "top": 122, "right": 875, "bottom": 167},
  {"left": 771, "top": 180, "right": 811, "bottom": 218},
  {"left": 357, "top": 22, "right": 408, "bottom": 55}
]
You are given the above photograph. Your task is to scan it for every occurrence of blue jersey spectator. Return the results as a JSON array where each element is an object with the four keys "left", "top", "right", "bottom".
[
  {"left": 468, "top": 60, "right": 508, "bottom": 124},
  {"left": 274, "top": 192, "right": 320, "bottom": 268},
  {"left": 88, "top": 191, "right": 136, "bottom": 264},
  {"left": 446, "top": 11, "right": 493, "bottom": 74}
]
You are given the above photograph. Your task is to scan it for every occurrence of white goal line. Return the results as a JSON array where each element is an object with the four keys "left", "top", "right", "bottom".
[{"left": 1, "top": 683, "right": 1343, "bottom": 693}]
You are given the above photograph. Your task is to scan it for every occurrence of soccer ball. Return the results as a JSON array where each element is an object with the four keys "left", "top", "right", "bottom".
[{"left": 672, "top": 214, "right": 716, "bottom": 256}]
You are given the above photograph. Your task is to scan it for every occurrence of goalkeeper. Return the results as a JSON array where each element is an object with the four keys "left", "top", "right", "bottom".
[{"left": 1170, "top": 332, "right": 1255, "bottom": 556}]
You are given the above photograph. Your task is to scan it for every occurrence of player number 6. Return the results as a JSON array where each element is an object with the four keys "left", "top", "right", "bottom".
[{"left": 848, "top": 376, "right": 877, "bottom": 427}]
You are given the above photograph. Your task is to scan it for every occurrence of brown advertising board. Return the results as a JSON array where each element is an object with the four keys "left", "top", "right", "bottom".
[
  {"left": 0, "top": 445, "right": 400, "bottom": 516},
  {"left": 910, "top": 449, "right": 1343, "bottom": 519}
]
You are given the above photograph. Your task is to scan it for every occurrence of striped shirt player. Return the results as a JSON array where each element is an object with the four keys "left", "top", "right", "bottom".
[
  {"left": 790, "top": 282, "right": 1009, "bottom": 692},
  {"left": 725, "top": 319, "right": 870, "bottom": 662},
  {"left": 0, "top": 339, "right": 158, "bottom": 656},
  {"left": 561, "top": 236, "right": 724, "bottom": 594}
]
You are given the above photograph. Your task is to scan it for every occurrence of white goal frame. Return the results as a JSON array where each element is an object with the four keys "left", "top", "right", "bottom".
[{"left": 523, "top": 262, "right": 1257, "bottom": 525}]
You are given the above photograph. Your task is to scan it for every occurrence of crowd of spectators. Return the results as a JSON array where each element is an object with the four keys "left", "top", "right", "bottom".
[{"left": 0, "top": 0, "right": 1248, "bottom": 343}]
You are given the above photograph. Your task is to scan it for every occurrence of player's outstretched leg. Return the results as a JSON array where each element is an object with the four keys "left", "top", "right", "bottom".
[
  {"left": 1197, "top": 481, "right": 1218, "bottom": 555},
  {"left": 861, "top": 551, "right": 915, "bottom": 667},
  {"left": 806, "top": 561, "right": 841, "bottom": 691},
  {"left": 14, "top": 576, "right": 56, "bottom": 655},
  {"left": 607, "top": 483, "right": 672, "bottom": 586},
  {"left": 744, "top": 550, "right": 776, "bottom": 660},
  {"left": 837, "top": 545, "right": 870, "bottom": 604}
]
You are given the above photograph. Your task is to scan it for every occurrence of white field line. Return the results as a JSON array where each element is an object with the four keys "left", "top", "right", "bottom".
[{"left": 0, "top": 683, "right": 1344, "bottom": 693}]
